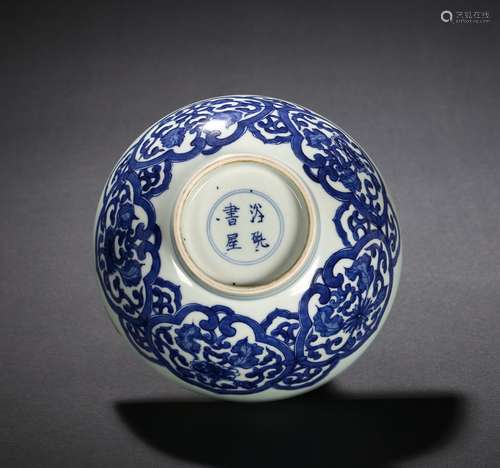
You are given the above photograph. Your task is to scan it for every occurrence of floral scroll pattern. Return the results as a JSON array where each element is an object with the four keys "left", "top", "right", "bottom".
[{"left": 95, "top": 95, "right": 400, "bottom": 394}]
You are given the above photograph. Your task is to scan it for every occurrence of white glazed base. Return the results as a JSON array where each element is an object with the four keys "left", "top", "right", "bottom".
[{"left": 173, "top": 154, "right": 317, "bottom": 298}]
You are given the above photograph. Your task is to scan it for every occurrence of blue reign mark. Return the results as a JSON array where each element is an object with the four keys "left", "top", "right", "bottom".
[
  {"left": 250, "top": 203, "right": 265, "bottom": 223},
  {"left": 95, "top": 95, "right": 401, "bottom": 394},
  {"left": 206, "top": 188, "right": 285, "bottom": 266},
  {"left": 223, "top": 203, "right": 239, "bottom": 226},
  {"left": 250, "top": 231, "right": 269, "bottom": 251},
  {"left": 225, "top": 233, "right": 241, "bottom": 251}
]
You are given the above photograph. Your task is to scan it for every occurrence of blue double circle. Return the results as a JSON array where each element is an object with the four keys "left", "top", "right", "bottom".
[{"left": 206, "top": 188, "right": 285, "bottom": 266}]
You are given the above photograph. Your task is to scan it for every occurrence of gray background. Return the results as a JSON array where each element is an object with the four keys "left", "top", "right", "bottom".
[{"left": 1, "top": 1, "right": 499, "bottom": 467}]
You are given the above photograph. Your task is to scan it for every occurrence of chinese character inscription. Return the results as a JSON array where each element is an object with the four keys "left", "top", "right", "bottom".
[{"left": 207, "top": 189, "right": 284, "bottom": 265}]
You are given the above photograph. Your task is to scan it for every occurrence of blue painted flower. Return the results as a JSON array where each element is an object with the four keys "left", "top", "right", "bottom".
[
  {"left": 343, "top": 308, "right": 368, "bottom": 334},
  {"left": 175, "top": 324, "right": 203, "bottom": 354},
  {"left": 345, "top": 254, "right": 374, "bottom": 291},
  {"left": 338, "top": 166, "right": 361, "bottom": 192},
  {"left": 116, "top": 203, "right": 136, "bottom": 230},
  {"left": 229, "top": 338, "right": 264, "bottom": 368},
  {"left": 160, "top": 127, "right": 185, "bottom": 148},
  {"left": 212, "top": 110, "right": 243, "bottom": 128},
  {"left": 343, "top": 284, "right": 388, "bottom": 335},
  {"left": 119, "top": 259, "right": 142, "bottom": 287},
  {"left": 313, "top": 305, "right": 344, "bottom": 337},
  {"left": 191, "top": 361, "right": 239, "bottom": 381},
  {"left": 101, "top": 222, "right": 143, "bottom": 287},
  {"left": 304, "top": 128, "right": 330, "bottom": 150}
]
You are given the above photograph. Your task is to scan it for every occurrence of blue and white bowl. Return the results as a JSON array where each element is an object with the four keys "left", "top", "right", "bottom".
[{"left": 94, "top": 95, "right": 402, "bottom": 401}]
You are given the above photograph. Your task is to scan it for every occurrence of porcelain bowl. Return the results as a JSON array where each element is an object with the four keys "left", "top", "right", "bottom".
[{"left": 94, "top": 95, "right": 401, "bottom": 401}]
